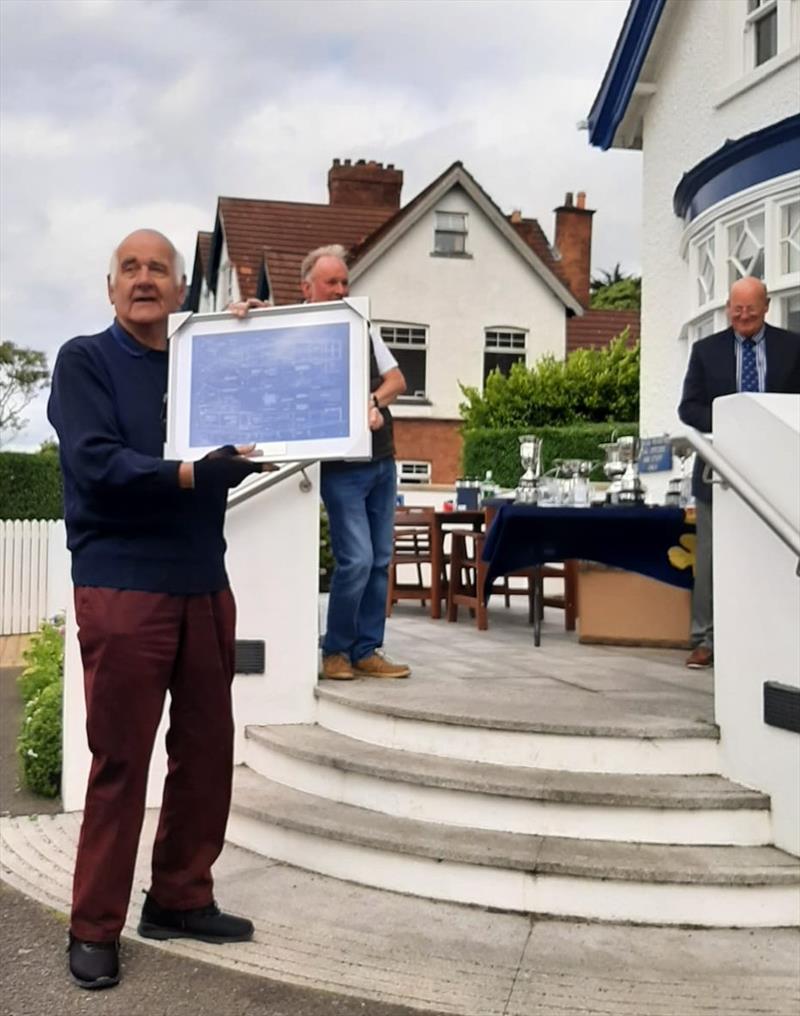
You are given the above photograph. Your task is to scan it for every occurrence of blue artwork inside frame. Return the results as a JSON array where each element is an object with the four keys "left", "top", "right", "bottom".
[{"left": 189, "top": 322, "right": 351, "bottom": 446}]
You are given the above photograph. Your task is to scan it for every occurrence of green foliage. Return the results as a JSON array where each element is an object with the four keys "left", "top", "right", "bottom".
[
  {"left": 0, "top": 451, "right": 64, "bottom": 519},
  {"left": 590, "top": 277, "right": 641, "bottom": 310},
  {"left": 18, "top": 621, "right": 65, "bottom": 703},
  {"left": 462, "top": 423, "right": 639, "bottom": 487},
  {"left": 319, "top": 506, "right": 335, "bottom": 592},
  {"left": 0, "top": 341, "right": 50, "bottom": 445},
  {"left": 459, "top": 335, "right": 639, "bottom": 429},
  {"left": 18, "top": 680, "right": 63, "bottom": 798},
  {"left": 16, "top": 620, "right": 64, "bottom": 799}
]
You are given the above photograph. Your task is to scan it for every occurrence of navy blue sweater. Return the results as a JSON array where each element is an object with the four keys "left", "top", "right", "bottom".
[{"left": 47, "top": 323, "right": 229, "bottom": 594}]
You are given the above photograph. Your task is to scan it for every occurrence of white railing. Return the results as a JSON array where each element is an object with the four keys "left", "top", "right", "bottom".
[{"left": 0, "top": 519, "right": 69, "bottom": 635}]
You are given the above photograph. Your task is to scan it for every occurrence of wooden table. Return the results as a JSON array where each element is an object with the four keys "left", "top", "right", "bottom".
[{"left": 430, "top": 509, "right": 485, "bottom": 619}]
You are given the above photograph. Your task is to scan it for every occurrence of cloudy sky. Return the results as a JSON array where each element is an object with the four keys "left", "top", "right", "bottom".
[{"left": 0, "top": 0, "right": 641, "bottom": 449}]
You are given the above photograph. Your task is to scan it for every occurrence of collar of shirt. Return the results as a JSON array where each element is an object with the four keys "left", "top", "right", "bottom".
[
  {"left": 109, "top": 319, "right": 166, "bottom": 358},
  {"left": 733, "top": 325, "right": 766, "bottom": 345}
]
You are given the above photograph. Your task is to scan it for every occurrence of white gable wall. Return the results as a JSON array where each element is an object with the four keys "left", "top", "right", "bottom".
[
  {"left": 350, "top": 185, "right": 567, "bottom": 420},
  {"left": 637, "top": 0, "right": 800, "bottom": 438}
]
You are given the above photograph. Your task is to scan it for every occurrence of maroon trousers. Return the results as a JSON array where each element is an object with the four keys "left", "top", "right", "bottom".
[{"left": 70, "top": 587, "right": 236, "bottom": 942}]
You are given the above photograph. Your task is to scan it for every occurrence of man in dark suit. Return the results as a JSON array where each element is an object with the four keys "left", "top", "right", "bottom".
[{"left": 678, "top": 276, "right": 800, "bottom": 669}]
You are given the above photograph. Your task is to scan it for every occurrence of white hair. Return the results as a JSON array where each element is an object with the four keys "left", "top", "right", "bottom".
[
  {"left": 300, "top": 244, "right": 348, "bottom": 282},
  {"left": 108, "top": 229, "right": 186, "bottom": 283}
]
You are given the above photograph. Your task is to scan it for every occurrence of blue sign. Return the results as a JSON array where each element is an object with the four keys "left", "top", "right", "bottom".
[{"left": 638, "top": 436, "right": 673, "bottom": 474}]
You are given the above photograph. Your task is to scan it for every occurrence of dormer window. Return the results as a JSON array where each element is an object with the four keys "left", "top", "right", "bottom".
[
  {"left": 434, "top": 212, "right": 468, "bottom": 255},
  {"left": 746, "top": 0, "right": 778, "bottom": 67}
]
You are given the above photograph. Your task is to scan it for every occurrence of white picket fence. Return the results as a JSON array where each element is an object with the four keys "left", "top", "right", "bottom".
[{"left": 0, "top": 519, "right": 69, "bottom": 635}]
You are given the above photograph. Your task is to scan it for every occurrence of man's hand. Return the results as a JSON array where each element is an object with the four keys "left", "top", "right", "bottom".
[
  {"left": 191, "top": 444, "right": 279, "bottom": 490},
  {"left": 227, "top": 298, "right": 272, "bottom": 318},
  {"left": 368, "top": 405, "right": 384, "bottom": 431}
]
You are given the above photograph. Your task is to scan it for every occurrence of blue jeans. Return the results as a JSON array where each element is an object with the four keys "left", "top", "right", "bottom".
[{"left": 320, "top": 457, "right": 396, "bottom": 662}]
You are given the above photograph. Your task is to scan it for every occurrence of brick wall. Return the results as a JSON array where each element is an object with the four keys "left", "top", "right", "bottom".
[{"left": 393, "top": 418, "right": 463, "bottom": 485}]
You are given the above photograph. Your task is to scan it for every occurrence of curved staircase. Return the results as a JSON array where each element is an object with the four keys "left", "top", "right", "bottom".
[{"left": 226, "top": 676, "right": 800, "bottom": 929}]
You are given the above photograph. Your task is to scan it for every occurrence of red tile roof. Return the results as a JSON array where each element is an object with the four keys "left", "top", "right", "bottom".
[
  {"left": 508, "top": 217, "right": 572, "bottom": 294},
  {"left": 218, "top": 198, "right": 395, "bottom": 304},
  {"left": 196, "top": 231, "right": 212, "bottom": 280},
  {"left": 566, "top": 308, "right": 640, "bottom": 354}
]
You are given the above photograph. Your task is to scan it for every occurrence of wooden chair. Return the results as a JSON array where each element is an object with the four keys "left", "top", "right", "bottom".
[
  {"left": 386, "top": 507, "right": 447, "bottom": 616},
  {"left": 446, "top": 529, "right": 577, "bottom": 632}
]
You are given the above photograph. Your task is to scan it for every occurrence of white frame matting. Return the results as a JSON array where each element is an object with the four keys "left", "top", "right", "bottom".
[{"left": 165, "top": 298, "right": 372, "bottom": 461}]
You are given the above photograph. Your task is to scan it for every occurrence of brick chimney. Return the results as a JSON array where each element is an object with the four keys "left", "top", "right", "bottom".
[
  {"left": 328, "top": 158, "right": 403, "bottom": 209},
  {"left": 554, "top": 190, "right": 594, "bottom": 308}
]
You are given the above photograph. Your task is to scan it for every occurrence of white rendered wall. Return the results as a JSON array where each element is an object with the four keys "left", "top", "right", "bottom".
[
  {"left": 61, "top": 466, "right": 321, "bottom": 811},
  {"left": 350, "top": 185, "right": 567, "bottom": 421},
  {"left": 712, "top": 394, "right": 800, "bottom": 855},
  {"left": 637, "top": 0, "right": 800, "bottom": 440}
]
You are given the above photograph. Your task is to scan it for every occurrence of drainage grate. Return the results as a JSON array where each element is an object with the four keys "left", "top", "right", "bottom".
[
  {"left": 763, "top": 681, "right": 800, "bottom": 734},
  {"left": 235, "top": 639, "right": 265, "bottom": 675}
]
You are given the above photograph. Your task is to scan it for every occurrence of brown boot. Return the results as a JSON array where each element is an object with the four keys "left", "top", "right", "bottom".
[
  {"left": 321, "top": 654, "right": 355, "bottom": 680},
  {"left": 685, "top": 646, "right": 713, "bottom": 669},
  {"left": 352, "top": 651, "right": 411, "bottom": 679}
]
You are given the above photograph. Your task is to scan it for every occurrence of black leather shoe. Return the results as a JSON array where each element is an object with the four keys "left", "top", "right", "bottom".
[
  {"left": 68, "top": 934, "right": 120, "bottom": 990},
  {"left": 137, "top": 892, "right": 254, "bottom": 944}
]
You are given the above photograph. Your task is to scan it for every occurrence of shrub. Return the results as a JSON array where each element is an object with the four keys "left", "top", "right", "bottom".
[
  {"left": 458, "top": 335, "right": 639, "bottom": 430},
  {"left": 18, "top": 621, "right": 64, "bottom": 703},
  {"left": 462, "top": 423, "right": 639, "bottom": 487},
  {"left": 0, "top": 451, "right": 64, "bottom": 520},
  {"left": 18, "top": 679, "right": 63, "bottom": 797},
  {"left": 320, "top": 507, "right": 335, "bottom": 592}
]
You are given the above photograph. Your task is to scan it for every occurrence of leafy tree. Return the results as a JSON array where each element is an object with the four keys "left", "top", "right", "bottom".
[
  {"left": 0, "top": 341, "right": 50, "bottom": 446},
  {"left": 590, "top": 263, "right": 627, "bottom": 293},
  {"left": 459, "top": 333, "right": 639, "bottom": 429},
  {"left": 591, "top": 276, "right": 641, "bottom": 310}
]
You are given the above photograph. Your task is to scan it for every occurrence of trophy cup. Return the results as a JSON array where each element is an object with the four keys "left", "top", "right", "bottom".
[
  {"left": 599, "top": 440, "right": 626, "bottom": 505},
  {"left": 516, "top": 435, "right": 543, "bottom": 503},
  {"left": 665, "top": 437, "right": 694, "bottom": 506},
  {"left": 616, "top": 435, "right": 647, "bottom": 505}
]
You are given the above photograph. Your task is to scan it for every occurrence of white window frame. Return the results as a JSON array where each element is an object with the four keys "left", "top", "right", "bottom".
[
  {"left": 745, "top": 0, "right": 779, "bottom": 68},
  {"left": 433, "top": 211, "right": 468, "bottom": 255},
  {"left": 379, "top": 323, "right": 428, "bottom": 401},
  {"left": 777, "top": 197, "right": 800, "bottom": 278},
  {"left": 397, "top": 460, "right": 432, "bottom": 485},
  {"left": 682, "top": 175, "right": 800, "bottom": 340},
  {"left": 483, "top": 327, "right": 528, "bottom": 386}
]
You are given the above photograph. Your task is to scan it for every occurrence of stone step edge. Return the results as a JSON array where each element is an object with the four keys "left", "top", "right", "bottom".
[
  {"left": 231, "top": 767, "right": 800, "bottom": 887},
  {"left": 246, "top": 724, "right": 768, "bottom": 811},
  {"left": 314, "top": 686, "right": 720, "bottom": 740}
]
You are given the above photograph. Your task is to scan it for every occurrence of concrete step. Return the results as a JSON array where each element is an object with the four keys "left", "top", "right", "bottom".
[
  {"left": 228, "top": 766, "right": 800, "bottom": 928},
  {"left": 245, "top": 723, "right": 771, "bottom": 845},
  {"left": 315, "top": 685, "right": 721, "bottom": 775}
]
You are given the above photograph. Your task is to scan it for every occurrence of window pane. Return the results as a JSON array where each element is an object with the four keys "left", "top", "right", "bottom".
[
  {"left": 485, "top": 329, "right": 526, "bottom": 351},
  {"left": 694, "top": 313, "right": 716, "bottom": 340},
  {"left": 483, "top": 352, "right": 525, "bottom": 386},
  {"left": 755, "top": 8, "right": 777, "bottom": 66},
  {"left": 393, "top": 348, "right": 426, "bottom": 397},
  {"left": 696, "top": 236, "right": 715, "bottom": 305},
  {"left": 434, "top": 231, "right": 466, "bottom": 254},
  {"left": 728, "top": 214, "right": 765, "bottom": 285},
  {"left": 435, "top": 212, "right": 466, "bottom": 232},
  {"left": 780, "top": 202, "right": 800, "bottom": 274},
  {"left": 784, "top": 293, "right": 800, "bottom": 334}
]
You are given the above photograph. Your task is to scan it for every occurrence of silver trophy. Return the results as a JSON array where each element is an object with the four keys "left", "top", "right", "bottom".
[
  {"left": 665, "top": 437, "right": 694, "bottom": 506},
  {"left": 599, "top": 440, "right": 627, "bottom": 505},
  {"left": 516, "top": 435, "right": 543, "bottom": 503},
  {"left": 616, "top": 435, "right": 647, "bottom": 505}
]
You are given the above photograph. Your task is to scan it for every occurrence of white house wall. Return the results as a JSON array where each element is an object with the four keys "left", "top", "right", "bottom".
[
  {"left": 638, "top": 0, "right": 800, "bottom": 438},
  {"left": 350, "top": 185, "right": 567, "bottom": 420}
]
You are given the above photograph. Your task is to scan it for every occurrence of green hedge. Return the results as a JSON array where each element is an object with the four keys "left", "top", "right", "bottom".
[
  {"left": 462, "top": 423, "right": 639, "bottom": 487},
  {"left": 0, "top": 452, "right": 63, "bottom": 520},
  {"left": 17, "top": 620, "right": 64, "bottom": 798}
]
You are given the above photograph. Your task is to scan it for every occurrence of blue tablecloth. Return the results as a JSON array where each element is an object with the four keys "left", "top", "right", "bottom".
[{"left": 482, "top": 504, "right": 695, "bottom": 595}]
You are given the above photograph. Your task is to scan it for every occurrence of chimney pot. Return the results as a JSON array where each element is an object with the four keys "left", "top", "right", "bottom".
[
  {"left": 577, "top": 191, "right": 586, "bottom": 209},
  {"left": 510, "top": 209, "right": 523, "bottom": 224},
  {"left": 565, "top": 192, "right": 574, "bottom": 207},
  {"left": 328, "top": 157, "right": 404, "bottom": 210}
]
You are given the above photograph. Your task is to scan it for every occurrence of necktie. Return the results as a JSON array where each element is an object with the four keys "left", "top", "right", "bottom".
[{"left": 740, "top": 339, "right": 759, "bottom": 393}]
